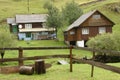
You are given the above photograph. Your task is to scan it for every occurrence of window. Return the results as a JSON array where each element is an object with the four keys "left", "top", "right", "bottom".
[
  {"left": 82, "top": 28, "right": 89, "bottom": 35},
  {"left": 92, "top": 15, "right": 101, "bottom": 19},
  {"left": 25, "top": 24, "right": 32, "bottom": 29},
  {"left": 70, "top": 31, "right": 75, "bottom": 35},
  {"left": 26, "top": 33, "right": 31, "bottom": 38},
  {"left": 99, "top": 27, "right": 106, "bottom": 34}
]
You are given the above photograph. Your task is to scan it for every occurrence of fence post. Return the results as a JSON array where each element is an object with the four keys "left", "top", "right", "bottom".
[
  {"left": 70, "top": 45, "right": 73, "bottom": 72},
  {"left": 18, "top": 47, "right": 23, "bottom": 66},
  {"left": 91, "top": 51, "right": 95, "bottom": 77}
]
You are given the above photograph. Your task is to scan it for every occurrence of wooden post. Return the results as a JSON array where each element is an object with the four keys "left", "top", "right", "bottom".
[
  {"left": 35, "top": 59, "right": 46, "bottom": 74},
  {"left": 0, "top": 50, "right": 5, "bottom": 64},
  {"left": 70, "top": 46, "right": 73, "bottom": 72},
  {"left": 91, "top": 51, "right": 95, "bottom": 77},
  {"left": 18, "top": 47, "right": 23, "bottom": 66}
]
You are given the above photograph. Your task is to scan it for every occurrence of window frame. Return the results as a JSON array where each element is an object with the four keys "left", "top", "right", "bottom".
[
  {"left": 26, "top": 32, "right": 31, "bottom": 38},
  {"left": 70, "top": 31, "right": 75, "bottom": 35},
  {"left": 99, "top": 27, "right": 106, "bottom": 34},
  {"left": 82, "top": 28, "right": 89, "bottom": 35},
  {"left": 92, "top": 14, "right": 101, "bottom": 19},
  {"left": 25, "top": 24, "right": 32, "bottom": 29}
]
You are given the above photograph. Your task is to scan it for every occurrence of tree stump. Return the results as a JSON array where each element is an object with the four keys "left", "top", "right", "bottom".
[
  {"left": 35, "top": 59, "right": 46, "bottom": 74},
  {"left": 19, "top": 66, "right": 34, "bottom": 75}
]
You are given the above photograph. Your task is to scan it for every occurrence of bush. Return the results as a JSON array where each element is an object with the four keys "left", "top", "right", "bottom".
[{"left": 86, "top": 33, "right": 120, "bottom": 56}]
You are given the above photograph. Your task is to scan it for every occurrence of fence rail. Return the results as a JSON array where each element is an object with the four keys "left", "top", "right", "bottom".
[
  {"left": 0, "top": 46, "right": 73, "bottom": 67},
  {"left": 0, "top": 46, "right": 120, "bottom": 76}
]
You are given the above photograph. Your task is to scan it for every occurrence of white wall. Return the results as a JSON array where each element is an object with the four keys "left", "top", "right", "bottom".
[
  {"left": 18, "top": 33, "right": 32, "bottom": 40},
  {"left": 18, "top": 33, "right": 25, "bottom": 40},
  {"left": 76, "top": 40, "right": 84, "bottom": 47}
]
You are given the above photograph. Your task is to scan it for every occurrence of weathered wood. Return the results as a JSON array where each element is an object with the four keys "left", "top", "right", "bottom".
[
  {"left": 0, "top": 46, "right": 70, "bottom": 50},
  {"left": 0, "top": 46, "right": 120, "bottom": 56},
  {"left": 35, "top": 59, "right": 46, "bottom": 74},
  {"left": 0, "top": 63, "right": 51, "bottom": 74},
  {"left": 18, "top": 47, "right": 23, "bottom": 66},
  {"left": 0, "top": 54, "right": 70, "bottom": 62},
  {"left": 73, "top": 58, "right": 120, "bottom": 74},
  {"left": 91, "top": 51, "right": 95, "bottom": 77},
  {"left": 70, "top": 46, "right": 73, "bottom": 72},
  {"left": 75, "top": 47, "right": 120, "bottom": 56},
  {"left": 91, "top": 65, "right": 94, "bottom": 77},
  {"left": 19, "top": 66, "right": 34, "bottom": 75}
]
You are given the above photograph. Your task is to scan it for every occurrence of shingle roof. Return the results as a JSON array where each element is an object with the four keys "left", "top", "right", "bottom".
[
  {"left": 66, "top": 10, "right": 97, "bottom": 31},
  {"left": 7, "top": 18, "right": 16, "bottom": 24},
  {"left": 16, "top": 14, "right": 48, "bottom": 23}
]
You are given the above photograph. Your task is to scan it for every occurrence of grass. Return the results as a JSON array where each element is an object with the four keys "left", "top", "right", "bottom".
[
  {"left": 0, "top": 0, "right": 120, "bottom": 80},
  {"left": 0, "top": 40, "right": 120, "bottom": 80},
  {"left": 0, "top": 64, "right": 120, "bottom": 80}
]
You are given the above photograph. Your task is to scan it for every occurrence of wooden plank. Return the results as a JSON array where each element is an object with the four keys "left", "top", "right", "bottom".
[
  {"left": 18, "top": 47, "right": 23, "bottom": 66},
  {"left": 70, "top": 46, "right": 73, "bottom": 72},
  {"left": 0, "top": 54, "right": 70, "bottom": 62},
  {"left": 75, "top": 47, "right": 120, "bottom": 56},
  {"left": 73, "top": 58, "right": 120, "bottom": 74},
  {"left": 0, "top": 46, "right": 70, "bottom": 50}
]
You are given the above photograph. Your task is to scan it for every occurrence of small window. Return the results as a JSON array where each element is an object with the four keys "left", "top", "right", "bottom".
[
  {"left": 82, "top": 28, "right": 89, "bottom": 35},
  {"left": 25, "top": 24, "right": 32, "bottom": 29},
  {"left": 41, "top": 32, "right": 48, "bottom": 35},
  {"left": 26, "top": 33, "right": 31, "bottom": 38},
  {"left": 92, "top": 15, "right": 101, "bottom": 19},
  {"left": 99, "top": 27, "right": 106, "bottom": 34},
  {"left": 70, "top": 31, "right": 75, "bottom": 35}
]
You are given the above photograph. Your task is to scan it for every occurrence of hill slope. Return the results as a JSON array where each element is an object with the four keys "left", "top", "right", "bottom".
[{"left": 0, "top": 0, "right": 120, "bottom": 35}]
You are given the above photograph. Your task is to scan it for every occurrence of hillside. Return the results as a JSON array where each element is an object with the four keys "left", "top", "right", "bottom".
[
  {"left": 0, "top": 0, "right": 95, "bottom": 21},
  {"left": 0, "top": 0, "right": 120, "bottom": 33}
]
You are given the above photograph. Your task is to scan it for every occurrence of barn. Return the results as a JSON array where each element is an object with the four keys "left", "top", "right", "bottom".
[
  {"left": 64, "top": 10, "right": 115, "bottom": 47},
  {"left": 7, "top": 14, "right": 55, "bottom": 40}
]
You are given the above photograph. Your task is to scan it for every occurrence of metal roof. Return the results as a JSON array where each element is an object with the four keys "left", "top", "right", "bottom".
[
  {"left": 16, "top": 14, "right": 48, "bottom": 23},
  {"left": 66, "top": 10, "right": 96, "bottom": 31},
  {"left": 7, "top": 18, "right": 16, "bottom": 24}
]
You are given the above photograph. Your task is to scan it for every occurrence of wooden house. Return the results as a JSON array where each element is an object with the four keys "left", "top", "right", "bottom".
[
  {"left": 64, "top": 10, "right": 115, "bottom": 47},
  {"left": 7, "top": 14, "right": 55, "bottom": 40}
]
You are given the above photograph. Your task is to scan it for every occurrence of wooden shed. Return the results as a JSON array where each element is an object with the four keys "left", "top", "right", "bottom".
[{"left": 64, "top": 10, "right": 115, "bottom": 47}]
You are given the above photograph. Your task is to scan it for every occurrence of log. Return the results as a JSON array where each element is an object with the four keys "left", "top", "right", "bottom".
[
  {"left": 35, "top": 59, "right": 46, "bottom": 74},
  {"left": 19, "top": 66, "right": 34, "bottom": 75}
]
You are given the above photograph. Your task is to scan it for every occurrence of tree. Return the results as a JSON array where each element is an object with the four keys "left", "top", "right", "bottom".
[
  {"left": 0, "top": 28, "right": 17, "bottom": 60},
  {"left": 86, "top": 33, "right": 120, "bottom": 55},
  {"left": 45, "top": 3, "right": 63, "bottom": 39},
  {"left": 62, "top": 1, "right": 83, "bottom": 25}
]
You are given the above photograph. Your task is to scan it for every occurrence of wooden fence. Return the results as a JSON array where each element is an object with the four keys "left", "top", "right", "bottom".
[
  {"left": 0, "top": 46, "right": 73, "bottom": 72},
  {"left": 0, "top": 46, "right": 120, "bottom": 76},
  {"left": 74, "top": 47, "right": 120, "bottom": 77}
]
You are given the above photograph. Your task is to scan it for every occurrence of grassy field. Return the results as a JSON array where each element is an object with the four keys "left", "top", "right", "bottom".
[
  {"left": 0, "top": 40, "right": 120, "bottom": 80},
  {"left": 0, "top": 0, "right": 120, "bottom": 80},
  {"left": 0, "top": 63, "right": 120, "bottom": 80}
]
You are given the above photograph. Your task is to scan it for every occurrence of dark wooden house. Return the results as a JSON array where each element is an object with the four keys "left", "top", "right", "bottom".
[
  {"left": 64, "top": 10, "right": 115, "bottom": 47},
  {"left": 7, "top": 14, "right": 55, "bottom": 40}
]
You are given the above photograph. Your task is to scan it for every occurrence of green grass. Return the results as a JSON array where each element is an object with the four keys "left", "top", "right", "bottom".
[
  {"left": 0, "top": 64, "right": 120, "bottom": 80},
  {"left": 0, "top": 0, "right": 120, "bottom": 80},
  {"left": 0, "top": 40, "right": 120, "bottom": 80}
]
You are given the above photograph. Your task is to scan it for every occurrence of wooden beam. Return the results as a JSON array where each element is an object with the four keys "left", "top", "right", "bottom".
[
  {"left": 0, "top": 46, "right": 70, "bottom": 50},
  {"left": 70, "top": 46, "right": 73, "bottom": 72},
  {"left": 0, "top": 54, "right": 70, "bottom": 62},
  {"left": 73, "top": 58, "right": 120, "bottom": 74}
]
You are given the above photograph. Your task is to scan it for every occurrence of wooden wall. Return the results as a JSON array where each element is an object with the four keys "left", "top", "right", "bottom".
[{"left": 64, "top": 11, "right": 114, "bottom": 41}]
